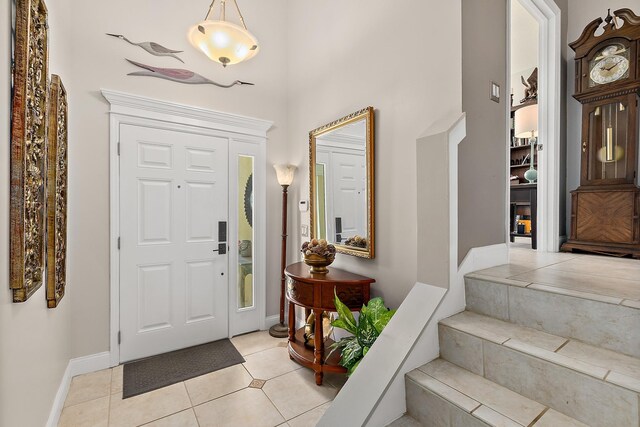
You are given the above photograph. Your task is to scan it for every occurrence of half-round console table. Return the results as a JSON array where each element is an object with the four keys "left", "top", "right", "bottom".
[{"left": 284, "top": 262, "right": 375, "bottom": 385}]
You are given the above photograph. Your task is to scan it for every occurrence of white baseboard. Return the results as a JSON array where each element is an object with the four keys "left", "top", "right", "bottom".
[
  {"left": 46, "top": 363, "right": 72, "bottom": 427},
  {"left": 264, "top": 314, "right": 280, "bottom": 330},
  {"left": 46, "top": 352, "right": 111, "bottom": 427}
]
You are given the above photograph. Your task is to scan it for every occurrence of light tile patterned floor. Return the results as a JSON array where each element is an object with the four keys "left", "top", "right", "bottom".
[{"left": 58, "top": 331, "right": 344, "bottom": 427}]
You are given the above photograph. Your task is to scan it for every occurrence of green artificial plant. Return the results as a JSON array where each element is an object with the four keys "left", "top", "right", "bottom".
[{"left": 329, "top": 290, "right": 396, "bottom": 376}]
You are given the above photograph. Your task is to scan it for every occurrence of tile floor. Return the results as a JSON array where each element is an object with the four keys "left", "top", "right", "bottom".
[
  {"left": 58, "top": 248, "right": 640, "bottom": 427},
  {"left": 58, "top": 332, "right": 345, "bottom": 427},
  {"left": 477, "top": 246, "right": 640, "bottom": 304}
]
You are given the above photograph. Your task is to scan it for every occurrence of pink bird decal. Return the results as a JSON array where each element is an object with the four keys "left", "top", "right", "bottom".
[{"left": 125, "top": 59, "right": 254, "bottom": 88}]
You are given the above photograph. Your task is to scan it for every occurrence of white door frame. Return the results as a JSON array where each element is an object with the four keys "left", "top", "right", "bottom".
[
  {"left": 102, "top": 89, "right": 273, "bottom": 366},
  {"left": 507, "top": 0, "right": 562, "bottom": 252},
  {"left": 228, "top": 137, "right": 267, "bottom": 337}
]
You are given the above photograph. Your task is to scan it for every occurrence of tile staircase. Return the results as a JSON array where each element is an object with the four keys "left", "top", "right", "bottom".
[{"left": 388, "top": 272, "right": 640, "bottom": 427}]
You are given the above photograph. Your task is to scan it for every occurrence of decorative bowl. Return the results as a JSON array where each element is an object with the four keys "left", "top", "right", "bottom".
[{"left": 303, "top": 253, "right": 335, "bottom": 274}]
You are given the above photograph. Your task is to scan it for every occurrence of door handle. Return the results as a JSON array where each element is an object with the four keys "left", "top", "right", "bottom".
[{"left": 212, "top": 243, "right": 227, "bottom": 255}]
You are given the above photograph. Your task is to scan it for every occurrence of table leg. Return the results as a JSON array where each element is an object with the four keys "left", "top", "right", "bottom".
[
  {"left": 288, "top": 301, "right": 295, "bottom": 342},
  {"left": 313, "top": 308, "right": 324, "bottom": 385}
]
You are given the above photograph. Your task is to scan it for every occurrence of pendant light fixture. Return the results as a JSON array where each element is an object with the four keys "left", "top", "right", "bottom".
[{"left": 188, "top": 0, "right": 259, "bottom": 67}]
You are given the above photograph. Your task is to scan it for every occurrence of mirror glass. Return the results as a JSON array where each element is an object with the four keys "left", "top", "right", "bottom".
[{"left": 310, "top": 107, "right": 374, "bottom": 258}]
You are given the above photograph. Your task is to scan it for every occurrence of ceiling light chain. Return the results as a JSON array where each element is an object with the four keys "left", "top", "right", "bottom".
[
  {"left": 231, "top": 0, "right": 249, "bottom": 30},
  {"left": 204, "top": 0, "right": 217, "bottom": 20}
]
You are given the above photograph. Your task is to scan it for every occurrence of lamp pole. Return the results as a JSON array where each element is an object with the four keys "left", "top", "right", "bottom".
[{"left": 270, "top": 165, "right": 296, "bottom": 338}]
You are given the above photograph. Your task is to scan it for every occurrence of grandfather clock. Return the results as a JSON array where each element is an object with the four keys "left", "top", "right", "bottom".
[{"left": 562, "top": 9, "right": 640, "bottom": 258}]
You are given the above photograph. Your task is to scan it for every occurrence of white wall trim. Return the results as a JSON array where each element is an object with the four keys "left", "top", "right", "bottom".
[
  {"left": 319, "top": 282, "right": 447, "bottom": 427},
  {"left": 102, "top": 89, "right": 273, "bottom": 366},
  {"left": 319, "top": 114, "right": 467, "bottom": 427},
  {"left": 367, "top": 243, "right": 508, "bottom": 427},
  {"left": 46, "top": 352, "right": 111, "bottom": 427},
  {"left": 101, "top": 89, "right": 273, "bottom": 138},
  {"left": 514, "top": 0, "right": 563, "bottom": 252},
  {"left": 228, "top": 137, "right": 268, "bottom": 336}
]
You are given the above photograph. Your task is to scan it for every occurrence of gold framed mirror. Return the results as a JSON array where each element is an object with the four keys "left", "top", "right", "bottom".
[{"left": 309, "top": 107, "right": 375, "bottom": 258}]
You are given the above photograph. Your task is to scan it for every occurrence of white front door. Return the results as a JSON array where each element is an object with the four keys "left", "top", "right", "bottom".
[{"left": 119, "top": 124, "right": 229, "bottom": 362}]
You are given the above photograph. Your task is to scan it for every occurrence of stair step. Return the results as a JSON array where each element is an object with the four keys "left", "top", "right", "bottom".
[
  {"left": 464, "top": 273, "right": 640, "bottom": 358},
  {"left": 439, "top": 311, "right": 640, "bottom": 427},
  {"left": 406, "top": 359, "right": 587, "bottom": 427}
]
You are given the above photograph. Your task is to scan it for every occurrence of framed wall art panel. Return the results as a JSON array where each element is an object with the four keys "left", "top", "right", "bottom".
[
  {"left": 10, "top": 0, "right": 49, "bottom": 302},
  {"left": 46, "top": 74, "right": 67, "bottom": 308}
]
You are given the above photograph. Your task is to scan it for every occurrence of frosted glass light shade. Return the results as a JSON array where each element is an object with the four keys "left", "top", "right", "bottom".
[
  {"left": 514, "top": 104, "right": 539, "bottom": 139},
  {"left": 274, "top": 164, "right": 296, "bottom": 186},
  {"left": 188, "top": 20, "right": 259, "bottom": 67}
]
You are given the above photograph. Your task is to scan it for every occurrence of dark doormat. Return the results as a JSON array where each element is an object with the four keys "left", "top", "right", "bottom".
[{"left": 123, "top": 338, "right": 245, "bottom": 399}]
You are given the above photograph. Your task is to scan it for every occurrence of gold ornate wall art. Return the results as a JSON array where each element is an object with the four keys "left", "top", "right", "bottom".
[
  {"left": 10, "top": 0, "right": 49, "bottom": 302},
  {"left": 46, "top": 75, "right": 67, "bottom": 308}
]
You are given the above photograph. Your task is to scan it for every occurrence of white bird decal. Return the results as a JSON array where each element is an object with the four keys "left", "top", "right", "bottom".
[
  {"left": 125, "top": 59, "right": 254, "bottom": 88},
  {"left": 107, "top": 33, "right": 184, "bottom": 63}
]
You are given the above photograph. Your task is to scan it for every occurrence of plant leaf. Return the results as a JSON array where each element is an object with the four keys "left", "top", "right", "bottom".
[
  {"left": 362, "top": 297, "right": 386, "bottom": 317},
  {"left": 361, "top": 298, "right": 396, "bottom": 334},
  {"left": 373, "top": 309, "right": 397, "bottom": 334},
  {"left": 356, "top": 309, "right": 379, "bottom": 348},
  {"left": 331, "top": 289, "right": 357, "bottom": 335},
  {"left": 340, "top": 337, "right": 363, "bottom": 370},
  {"left": 363, "top": 346, "right": 369, "bottom": 357},
  {"left": 331, "top": 318, "right": 355, "bottom": 334},
  {"left": 327, "top": 336, "right": 353, "bottom": 360}
]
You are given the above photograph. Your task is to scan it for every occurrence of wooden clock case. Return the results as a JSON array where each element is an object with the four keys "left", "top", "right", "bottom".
[{"left": 562, "top": 9, "right": 640, "bottom": 258}]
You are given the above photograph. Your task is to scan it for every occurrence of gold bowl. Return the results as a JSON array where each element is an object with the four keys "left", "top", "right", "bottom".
[{"left": 303, "top": 253, "right": 335, "bottom": 274}]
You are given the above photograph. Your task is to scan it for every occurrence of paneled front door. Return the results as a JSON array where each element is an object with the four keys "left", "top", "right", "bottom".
[{"left": 119, "top": 124, "right": 228, "bottom": 362}]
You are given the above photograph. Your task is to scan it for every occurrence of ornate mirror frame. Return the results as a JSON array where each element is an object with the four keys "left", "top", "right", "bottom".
[{"left": 309, "top": 107, "right": 375, "bottom": 258}]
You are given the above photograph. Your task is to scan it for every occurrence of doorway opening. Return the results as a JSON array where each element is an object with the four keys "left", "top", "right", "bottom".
[{"left": 507, "top": 0, "right": 562, "bottom": 255}]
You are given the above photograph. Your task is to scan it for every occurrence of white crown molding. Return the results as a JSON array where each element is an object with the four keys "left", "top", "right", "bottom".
[
  {"left": 101, "top": 89, "right": 274, "bottom": 138},
  {"left": 318, "top": 132, "right": 365, "bottom": 147}
]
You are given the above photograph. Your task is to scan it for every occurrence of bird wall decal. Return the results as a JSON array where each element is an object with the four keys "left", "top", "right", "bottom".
[
  {"left": 107, "top": 33, "right": 184, "bottom": 63},
  {"left": 125, "top": 59, "right": 254, "bottom": 88}
]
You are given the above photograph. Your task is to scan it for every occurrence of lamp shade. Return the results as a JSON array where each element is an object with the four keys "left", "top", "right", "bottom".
[
  {"left": 188, "top": 20, "right": 259, "bottom": 67},
  {"left": 274, "top": 164, "right": 296, "bottom": 186},
  {"left": 514, "top": 104, "right": 539, "bottom": 139}
]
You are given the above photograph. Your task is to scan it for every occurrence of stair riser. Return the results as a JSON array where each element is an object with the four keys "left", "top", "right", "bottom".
[
  {"left": 439, "top": 324, "right": 639, "bottom": 427},
  {"left": 405, "top": 378, "right": 490, "bottom": 427},
  {"left": 465, "top": 277, "right": 640, "bottom": 358}
]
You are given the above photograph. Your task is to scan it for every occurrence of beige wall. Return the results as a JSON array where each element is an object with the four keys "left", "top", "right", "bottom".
[
  {"left": 458, "top": 0, "right": 508, "bottom": 263},
  {"left": 2, "top": 1, "right": 289, "bottom": 423},
  {"left": 287, "top": 0, "right": 463, "bottom": 309},
  {"left": 62, "top": 0, "right": 289, "bottom": 357},
  {"left": 565, "top": 1, "right": 637, "bottom": 234},
  {"left": 0, "top": 1, "right": 73, "bottom": 426}
]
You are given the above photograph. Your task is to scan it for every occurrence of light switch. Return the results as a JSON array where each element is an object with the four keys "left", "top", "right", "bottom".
[
  {"left": 490, "top": 82, "right": 500, "bottom": 103},
  {"left": 301, "top": 225, "right": 309, "bottom": 237}
]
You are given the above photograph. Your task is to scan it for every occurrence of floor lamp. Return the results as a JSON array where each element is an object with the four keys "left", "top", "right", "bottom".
[{"left": 269, "top": 164, "right": 297, "bottom": 338}]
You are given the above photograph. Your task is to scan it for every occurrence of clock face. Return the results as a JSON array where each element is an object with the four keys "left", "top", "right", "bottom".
[{"left": 589, "top": 44, "right": 630, "bottom": 86}]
